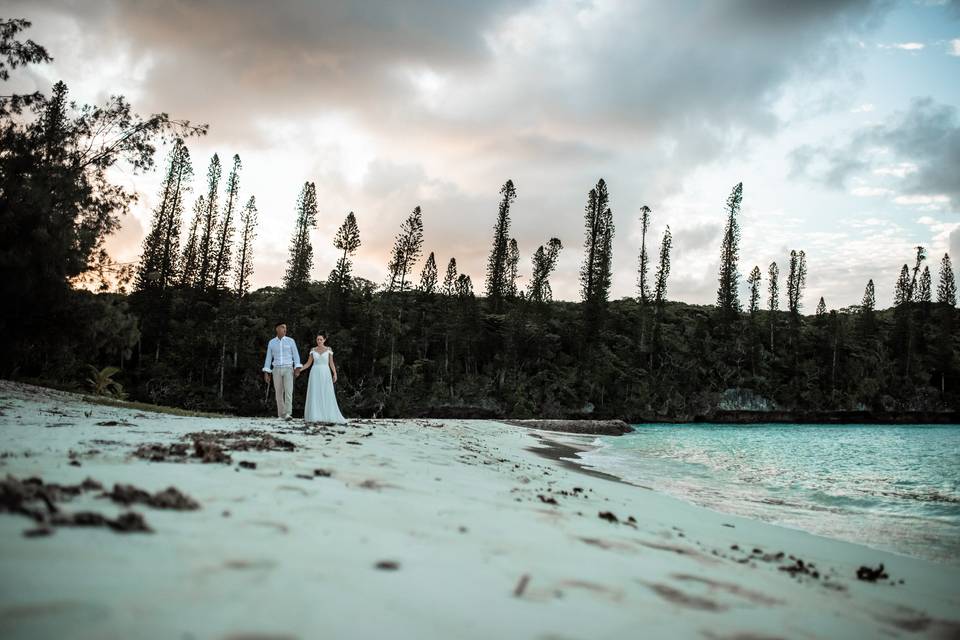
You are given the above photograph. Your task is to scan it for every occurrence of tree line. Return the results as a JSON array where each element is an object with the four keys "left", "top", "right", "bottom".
[{"left": 2, "top": 18, "right": 958, "bottom": 420}]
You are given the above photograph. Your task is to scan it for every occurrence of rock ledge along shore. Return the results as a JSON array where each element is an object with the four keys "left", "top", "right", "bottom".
[{"left": 501, "top": 419, "right": 632, "bottom": 435}]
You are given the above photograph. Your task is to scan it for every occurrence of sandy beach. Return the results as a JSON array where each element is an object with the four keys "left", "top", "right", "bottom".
[{"left": 1, "top": 380, "right": 958, "bottom": 640}]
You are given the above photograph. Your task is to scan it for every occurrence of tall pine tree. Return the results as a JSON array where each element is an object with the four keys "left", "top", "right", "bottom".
[
  {"left": 768, "top": 261, "right": 780, "bottom": 352},
  {"left": 653, "top": 226, "right": 672, "bottom": 308},
  {"left": 786, "top": 250, "right": 807, "bottom": 318},
  {"left": 637, "top": 205, "right": 652, "bottom": 303},
  {"left": 179, "top": 195, "right": 204, "bottom": 288},
  {"left": 211, "top": 154, "right": 240, "bottom": 292},
  {"left": 234, "top": 196, "right": 257, "bottom": 299},
  {"left": 283, "top": 181, "right": 318, "bottom": 289},
  {"left": 332, "top": 211, "right": 361, "bottom": 292},
  {"left": 938, "top": 253, "right": 957, "bottom": 306},
  {"left": 894, "top": 264, "right": 911, "bottom": 306},
  {"left": 387, "top": 206, "right": 424, "bottom": 292},
  {"left": 858, "top": 279, "right": 876, "bottom": 339},
  {"left": 918, "top": 266, "right": 932, "bottom": 304},
  {"left": 746, "top": 265, "right": 761, "bottom": 315},
  {"left": 506, "top": 238, "right": 520, "bottom": 298},
  {"left": 580, "top": 179, "right": 614, "bottom": 309},
  {"left": 195, "top": 154, "right": 221, "bottom": 292},
  {"left": 528, "top": 238, "right": 562, "bottom": 303},
  {"left": 485, "top": 179, "right": 517, "bottom": 304},
  {"left": 419, "top": 252, "right": 438, "bottom": 294},
  {"left": 716, "top": 182, "right": 743, "bottom": 317},
  {"left": 135, "top": 139, "right": 192, "bottom": 294},
  {"left": 442, "top": 258, "right": 458, "bottom": 296}
]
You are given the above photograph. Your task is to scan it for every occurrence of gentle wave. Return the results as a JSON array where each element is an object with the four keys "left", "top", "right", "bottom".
[{"left": 576, "top": 423, "right": 960, "bottom": 564}]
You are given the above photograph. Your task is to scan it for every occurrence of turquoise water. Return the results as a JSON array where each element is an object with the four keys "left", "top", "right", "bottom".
[{"left": 577, "top": 424, "right": 960, "bottom": 564}]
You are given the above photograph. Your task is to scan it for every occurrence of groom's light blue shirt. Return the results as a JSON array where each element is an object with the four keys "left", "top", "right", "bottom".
[{"left": 263, "top": 336, "right": 302, "bottom": 372}]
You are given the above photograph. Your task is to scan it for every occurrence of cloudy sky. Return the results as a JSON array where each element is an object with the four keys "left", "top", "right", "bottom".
[{"left": 6, "top": 0, "right": 960, "bottom": 308}]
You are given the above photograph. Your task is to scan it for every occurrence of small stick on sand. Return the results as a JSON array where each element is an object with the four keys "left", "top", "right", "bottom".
[{"left": 513, "top": 573, "right": 531, "bottom": 597}]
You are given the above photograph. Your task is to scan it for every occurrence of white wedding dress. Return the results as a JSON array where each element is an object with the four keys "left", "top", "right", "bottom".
[{"left": 303, "top": 349, "right": 347, "bottom": 424}]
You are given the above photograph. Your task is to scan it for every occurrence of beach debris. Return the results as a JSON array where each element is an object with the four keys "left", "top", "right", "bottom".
[
  {"left": 346, "top": 441, "right": 362, "bottom": 445},
  {"left": 135, "top": 430, "right": 296, "bottom": 465},
  {"left": 537, "top": 494, "right": 558, "bottom": 505},
  {"left": 778, "top": 557, "right": 820, "bottom": 579},
  {"left": 598, "top": 511, "right": 619, "bottom": 523},
  {"left": 314, "top": 468, "right": 332, "bottom": 477},
  {"left": 375, "top": 560, "right": 400, "bottom": 571},
  {"left": 856, "top": 564, "right": 889, "bottom": 582},
  {"left": 96, "top": 420, "right": 133, "bottom": 427},
  {"left": 295, "top": 474, "right": 314, "bottom": 480},
  {"left": 513, "top": 574, "right": 531, "bottom": 597},
  {"left": 722, "top": 523, "right": 735, "bottom": 528},
  {"left": 52, "top": 510, "right": 152, "bottom": 533},
  {"left": 69, "top": 460, "right": 81, "bottom": 467},
  {"left": 238, "top": 461, "right": 257, "bottom": 470},
  {"left": 100, "top": 484, "right": 200, "bottom": 510}
]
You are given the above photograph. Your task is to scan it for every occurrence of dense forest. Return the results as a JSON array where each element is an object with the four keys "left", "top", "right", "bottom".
[{"left": 2, "top": 19, "right": 958, "bottom": 421}]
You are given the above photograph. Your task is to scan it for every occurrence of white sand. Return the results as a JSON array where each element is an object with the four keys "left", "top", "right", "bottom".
[{"left": 0, "top": 380, "right": 958, "bottom": 639}]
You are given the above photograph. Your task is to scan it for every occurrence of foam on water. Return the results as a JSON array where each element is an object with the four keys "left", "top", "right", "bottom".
[{"left": 577, "top": 423, "right": 960, "bottom": 564}]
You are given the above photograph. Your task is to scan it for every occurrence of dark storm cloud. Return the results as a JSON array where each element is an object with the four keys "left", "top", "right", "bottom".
[
  {"left": 5, "top": 0, "right": 887, "bottom": 155},
  {"left": 789, "top": 98, "right": 960, "bottom": 203}
]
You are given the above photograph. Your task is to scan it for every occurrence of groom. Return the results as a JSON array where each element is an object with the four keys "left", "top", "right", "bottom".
[{"left": 262, "top": 322, "right": 302, "bottom": 420}]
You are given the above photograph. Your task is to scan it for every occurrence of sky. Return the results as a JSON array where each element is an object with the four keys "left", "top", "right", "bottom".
[{"left": 4, "top": 0, "right": 960, "bottom": 308}]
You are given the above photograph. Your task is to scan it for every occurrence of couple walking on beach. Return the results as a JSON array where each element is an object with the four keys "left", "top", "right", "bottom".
[{"left": 262, "top": 322, "right": 347, "bottom": 424}]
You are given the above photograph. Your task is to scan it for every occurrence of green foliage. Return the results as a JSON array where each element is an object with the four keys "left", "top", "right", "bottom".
[
  {"left": 938, "top": 254, "right": 957, "bottom": 307},
  {"left": 86, "top": 365, "right": 126, "bottom": 398},
  {"left": 284, "top": 181, "right": 318, "bottom": 289},
  {"left": 716, "top": 182, "right": 742, "bottom": 317},
  {"left": 637, "top": 205, "right": 652, "bottom": 303},
  {"left": 485, "top": 179, "right": 517, "bottom": 303},
  {"left": 387, "top": 206, "right": 424, "bottom": 292}
]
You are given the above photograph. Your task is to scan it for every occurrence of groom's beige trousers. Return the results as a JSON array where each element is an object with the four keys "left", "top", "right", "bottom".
[{"left": 272, "top": 366, "right": 294, "bottom": 418}]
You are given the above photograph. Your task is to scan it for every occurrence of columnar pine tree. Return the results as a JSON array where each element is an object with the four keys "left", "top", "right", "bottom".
[
  {"left": 234, "top": 196, "right": 257, "bottom": 299},
  {"left": 135, "top": 139, "right": 192, "bottom": 293},
  {"left": 455, "top": 273, "right": 474, "bottom": 298},
  {"left": 746, "top": 265, "right": 761, "bottom": 315},
  {"left": 768, "top": 261, "right": 780, "bottom": 351},
  {"left": 816, "top": 297, "right": 827, "bottom": 317},
  {"left": 485, "top": 179, "right": 517, "bottom": 304},
  {"left": 506, "top": 238, "right": 520, "bottom": 298},
  {"left": 283, "top": 181, "right": 318, "bottom": 289},
  {"left": 716, "top": 182, "right": 743, "bottom": 318},
  {"left": 527, "top": 238, "right": 562, "bottom": 303},
  {"left": 858, "top": 279, "right": 876, "bottom": 338},
  {"left": 211, "top": 154, "right": 240, "bottom": 292},
  {"left": 938, "top": 253, "right": 957, "bottom": 306},
  {"left": 442, "top": 258, "right": 458, "bottom": 296},
  {"left": 637, "top": 205, "right": 652, "bottom": 303},
  {"left": 332, "top": 211, "right": 361, "bottom": 292},
  {"left": 894, "top": 264, "right": 911, "bottom": 306},
  {"left": 653, "top": 226, "right": 672, "bottom": 308},
  {"left": 179, "top": 195, "right": 204, "bottom": 288},
  {"left": 195, "top": 154, "right": 221, "bottom": 291},
  {"left": 387, "top": 206, "right": 424, "bottom": 292},
  {"left": 917, "top": 266, "right": 932, "bottom": 304},
  {"left": 786, "top": 250, "right": 807, "bottom": 318},
  {"left": 419, "top": 252, "right": 438, "bottom": 294},
  {"left": 580, "top": 179, "right": 614, "bottom": 308},
  {"left": 907, "top": 246, "right": 926, "bottom": 301}
]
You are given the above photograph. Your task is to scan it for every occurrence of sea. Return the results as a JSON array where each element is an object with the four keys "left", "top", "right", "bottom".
[{"left": 577, "top": 423, "right": 960, "bottom": 564}]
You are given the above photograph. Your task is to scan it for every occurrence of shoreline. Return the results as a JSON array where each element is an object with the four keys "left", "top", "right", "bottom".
[{"left": 2, "top": 381, "right": 959, "bottom": 639}]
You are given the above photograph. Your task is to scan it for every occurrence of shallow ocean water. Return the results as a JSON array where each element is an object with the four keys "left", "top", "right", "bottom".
[{"left": 578, "top": 423, "right": 960, "bottom": 564}]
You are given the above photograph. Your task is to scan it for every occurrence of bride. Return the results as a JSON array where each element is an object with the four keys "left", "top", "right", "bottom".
[{"left": 301, "top": 332, "right": 347, "bottom": 424}]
